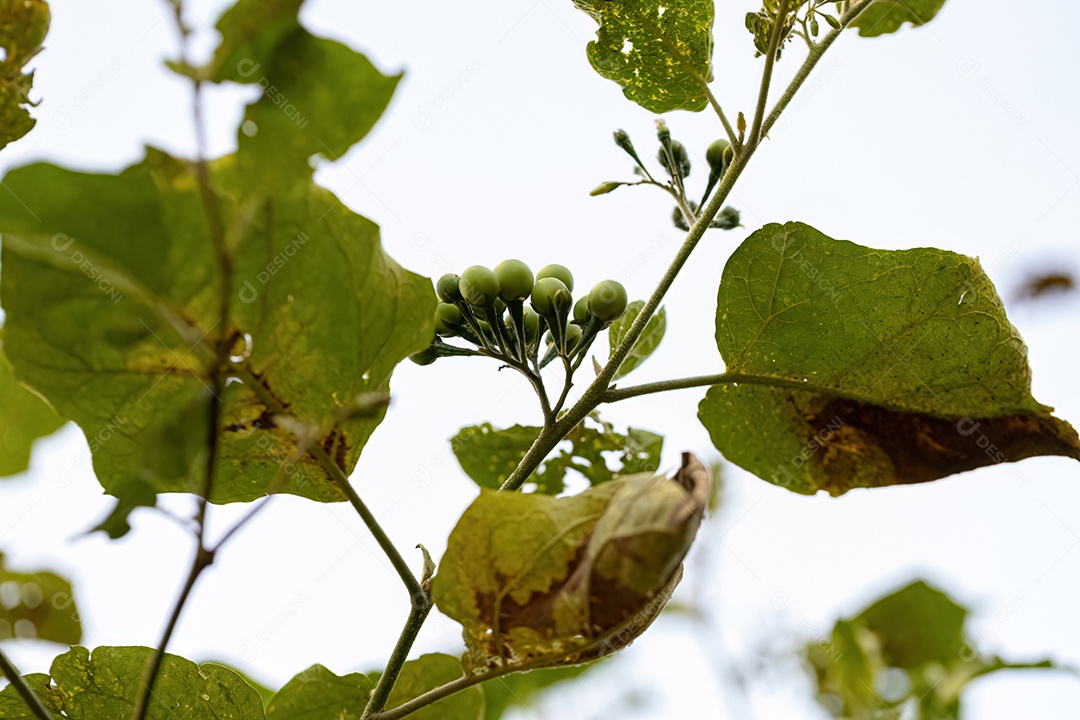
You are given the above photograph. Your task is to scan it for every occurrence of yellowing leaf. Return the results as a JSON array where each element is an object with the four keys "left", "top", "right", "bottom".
[
  {"left": 572, "top": 0, "right": 714, "bottom": 113},
  {"left": 0, "top": 0, "right": 49, "bottom": 150},
  {"left": 434, "top": 454, "right": 709, "bottom": 670}
]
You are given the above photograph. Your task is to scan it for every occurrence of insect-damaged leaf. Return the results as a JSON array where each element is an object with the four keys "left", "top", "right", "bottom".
[
  {"left": 609, "top": 301, "right": 666, "bottom": 380},
  {"left": 850, "top": 0, "right": 948, "bottom": 38},
  {"left": 0, "top": 646, "right": 263, "bottom": 720},
  {"left": 451, "top": 415, "right": 663, "bottom": 494},
  {"left": 571, "top": 0, "right": 714, "bottom": 113},
  {"left": 433, "top": 454, "right": 708, "bottom": 670},
  {"left": 698, "top": 222, "right": 1080, "bottom": 495},
  {"left": 0, "top": 0, "right": 49, "bottom": 151}
]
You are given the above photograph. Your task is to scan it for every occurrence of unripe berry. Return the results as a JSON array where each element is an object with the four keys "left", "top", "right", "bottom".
[
  {"left": 564, "top": 324, "right": 583, "bottom": 352},
  {"left": 434, "top": 303, "right": 463, "bottom": 336},
  {"left": 495, "top": 259, "right": 534, "bottom": 302},
  {"left": 459, "top": 266, "right": 500, "bottom": 307},
  {"left": 588, "top": 280, "right": 628, "bottom": 321},
  {"left": 522, "top": 306, "right": 541, "bottom": 343},
  {"left": 573, "top": 295, "right": 590, "bottom": 323},
  {"left": 531, "top": 277, "right": 572, "bottom": 319},
  {"left": 706, "top": 139, "right": 730, "bottom": 174},
  {"left": 436, "top": 273, "right": 462, "bottom": 303},
  {"left": 536, "top": 264, "right": 574, "bottom": 293}
]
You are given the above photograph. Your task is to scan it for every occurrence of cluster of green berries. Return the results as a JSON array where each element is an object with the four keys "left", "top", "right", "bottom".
[{"left": 410, "top": 261, "right": 628, "bottom": 367}]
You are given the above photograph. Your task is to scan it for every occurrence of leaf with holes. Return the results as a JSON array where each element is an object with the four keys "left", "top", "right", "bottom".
[
  {"left": 572, "top": 0, "right": 714, "bottom": 113},
  {"left": 381, "top": 653, "right": 484, "bottom": 720},
  {"left": 0, "top": 330, "right": 65, "bottom": 478},
  {"left": 0, "top": 646, "right": 263, "bottom": 719},
  {"left": 434, "top": 455, "right": 708, "bottom": 670},
  {"left": 0, "top": 0, "right": 49, "bottom": 150},
  {"left": 850, "top": 0, "right": 947, "bottom": 37},
  {"left": 451, "top": 416, "right": 663, "bottom": 494},
  {"left": 0, "top": 553, "right": 81, "bottom": 644},
  {"left": 698, "top": 222, "right": 1080, "bottom": 495},
  {"left": 266, "top": 664, "right": 371, "bottom": 720},
  {"left": 609, "top": 301, "right": 666, "bottom": 380}
]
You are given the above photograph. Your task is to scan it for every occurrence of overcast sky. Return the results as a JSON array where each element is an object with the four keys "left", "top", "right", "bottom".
[{"left": 2, "top": 1, "right": 1079, "bottom": 718}]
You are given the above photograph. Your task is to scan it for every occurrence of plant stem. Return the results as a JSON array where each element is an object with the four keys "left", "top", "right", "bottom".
[
  {"left": 702, "top": 84, "right": 742, "bottom": 154},
  {"left": 602, "top": 372, "right": 817, "bottom": 403},
  {"left": 0, "top": 646, "right": 52, "bottom": 720},
  {"left": 361, "top": 600, "right": 433, "bottom": 718},
  {"left": 747, "top": 0, "right": 790, "bottom": 151},
  {"left": 134, "top": 5, "right": 231, "bottom": 717},
  {"left": 499, "top": 0, "right": 872, "bottom": 493}
]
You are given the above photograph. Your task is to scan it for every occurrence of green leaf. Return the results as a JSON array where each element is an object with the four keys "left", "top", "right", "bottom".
[
  {"left": 383, "top": 654, "right": 484, "bottom": 720},
  {"left": 206, "top": 0, "right": 306, "bottom": 83},
  {"left": 0, "top": 673, "right": 56, "bottom": 719},
  {"left": 698, "top": 222, "right": 1080, "bottom": 496},
  {"left": 851, "top": 0, "right": 947, "bottom": 37},
  {"left": 233, "top": 29, "right": 401, "bottom": 191},
  {"left": 609, "top": 301, "right": 666, "bottom": 380},
  {"left": 0, "top": 553, "right": 81, "bottom": 644},
  {"left": 266, "top": 664, "right": 371, "bottom": 720},
  {"left": 855, "top": 580, "right": 966, "bottom": 670},
  {"left": 87, "top": 479, "right": 157, "bottom": 539},
  {"left": 481, "top": 666, "right": 589, "bottom": 720},
  {"left": 571, "top": 0, "right": 714, "bottom": 113},
  {"left": 433, "top": 454, "right": 708, "bottom": 670},
  {"left": 0, "top": 330, "right": 64, "bottom": 477},
  {"left": 451, "top": 415, "right": 663, "bottom": 494},
  {"left": 0, "top": 0, "right": 49, "bottom": 150},
  {"left": 0, "top": 148, "right": 435, "bottom": 504},
  {"left": 0, "top": 646, "right": 263, "bottom": 719}
]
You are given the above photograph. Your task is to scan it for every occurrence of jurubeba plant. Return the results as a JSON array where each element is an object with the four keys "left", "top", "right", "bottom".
[{"left": 0, "top": 1, "right": 1077, "bottom": 719}]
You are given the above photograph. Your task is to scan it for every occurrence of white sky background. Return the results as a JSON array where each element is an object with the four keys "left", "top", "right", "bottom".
[{"left": 2, "top": 0, "right": 1080, "bottom": 718}]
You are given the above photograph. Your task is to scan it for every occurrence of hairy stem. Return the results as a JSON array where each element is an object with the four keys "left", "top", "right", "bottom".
[
  {"left": 747, "top": 0, "right": 790, "bottom": 151},
  {"left": 362, "top": 600, "right": 433, "bottom": 718},
  {"left": 603, "top": 372, "right": 816, "bottom": 403},
  {"left": 0, "top": 647, "right": 52, "bottom": 720}
]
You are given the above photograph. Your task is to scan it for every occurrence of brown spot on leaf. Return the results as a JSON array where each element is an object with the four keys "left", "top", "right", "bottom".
[{"left": 807, "top": 398, "right": 1080, "bottom": 495}]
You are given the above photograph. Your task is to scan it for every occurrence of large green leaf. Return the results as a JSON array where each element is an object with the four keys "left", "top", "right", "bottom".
[
  {"left": 0, "top": 646, "right": 263, "bottom": 719},
  {"left": 0, "top": 553, "right": 81, "bottom": 644},
  {"left": 0, "top": 148, "right": 434, "bottom": 503},
  {"left": 207, "top": 0, "right": 305, "bottom": 82},
  {"left": 0, "top": 0, "right": 49, "bottom": 150},
  {"left": 434, "top": 455, "right": 708, "bottom": 670},
  {"left": 0, "top": 330, "right": 64, "bottom": 477},
  {"left": 571, "top": 0, "right": 714, "bottom": 113},
  {"left": 851, "top": 0, "right": 947, "bottom": 37},
  {"left": 609, "top": 301, "right": 666, "bottom": 380},
  {"left": 266, "top": 664, "right": 371, "bottom": 720},
  {"left": 451, "top": 414, "right": 663, "bottom": 494},
  {"left": 383, "top": 653, "right": 484, "bottom": 720},
  {"left": 699, "top": 222, "right": 1080, "bottom": 495},
  {"left": 855, "top": 580, "right": 965, "bottom": 669}
]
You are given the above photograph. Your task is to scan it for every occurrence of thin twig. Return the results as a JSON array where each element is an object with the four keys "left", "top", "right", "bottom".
[
  {"left": 0, "top": 647, "right": 52, "bottom": 720},
  {"left": 747, "top": 0, "right": 790, "bottom": 151}
]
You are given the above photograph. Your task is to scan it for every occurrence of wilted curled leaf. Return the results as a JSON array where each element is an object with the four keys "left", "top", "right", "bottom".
[{"left": 434, "top": 454, "right": 709, "bottom": 671}]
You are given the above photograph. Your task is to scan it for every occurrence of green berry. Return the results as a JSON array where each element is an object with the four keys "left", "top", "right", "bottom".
[
  {"left": 436, "top": 273, "right": 462, "bottom": 303},
  {"left": 459, "top": 266, "right": 500, "bottom": 306},
  {"left": 494, "top": 260, "right": 534, "bottom": 302},
  {"left": 564, "top": 324, "right": 583, "bottom": 352},
  {"left": 522, "top": 306, "right": 540, "bottom": 343},
  {"left": 573, "top": 295, "right": 590, "bottom": 323},
  {"left": 536, "top": 264, "right": 574, "bottom": 293},
  {"left": 434, "top": 303, "right": 463, "bottom": 336},
  {"left": 531, "top": 277, "right": 572, "bottom": 318},
  {"left": 706, "top": 139, "right": 730, "bottom": 174},
  {"left": 588, "top": 280, "right": 628, "bottom": 321}
]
